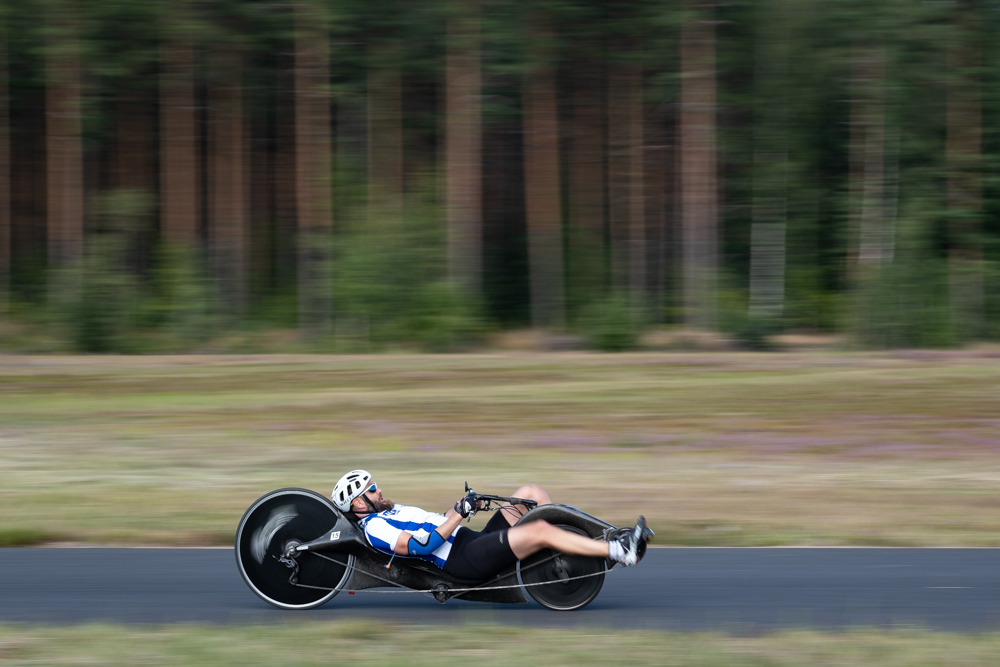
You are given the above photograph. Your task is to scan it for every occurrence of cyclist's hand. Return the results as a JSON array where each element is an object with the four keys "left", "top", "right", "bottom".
[{"left": 455, "top": 493, "right": 478, "bottom": 519}]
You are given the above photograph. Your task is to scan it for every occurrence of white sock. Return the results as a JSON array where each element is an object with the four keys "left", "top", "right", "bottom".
[{"left": 608, "top": 540, "right": 624, "bottom": 562}]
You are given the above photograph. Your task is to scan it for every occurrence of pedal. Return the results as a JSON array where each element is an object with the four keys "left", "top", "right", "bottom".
[{"left": 432, "top": 584, "right": 450, "bottom": 604}]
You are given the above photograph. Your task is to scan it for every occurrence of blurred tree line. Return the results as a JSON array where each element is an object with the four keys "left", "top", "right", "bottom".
[{"left": 0, "top": 0, "right": 998, "bottom": 352}]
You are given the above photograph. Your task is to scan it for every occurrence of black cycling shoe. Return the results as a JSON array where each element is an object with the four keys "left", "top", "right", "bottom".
[{"left": 613, "top": 516, "right": 653, "bottom": 567}]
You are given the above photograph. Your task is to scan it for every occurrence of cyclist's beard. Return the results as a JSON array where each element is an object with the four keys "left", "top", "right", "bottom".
[{"left": 369, "top": 496, "right": 394, "bottom": 512}]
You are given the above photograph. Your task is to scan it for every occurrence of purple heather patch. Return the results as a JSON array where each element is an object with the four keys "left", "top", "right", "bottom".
[
  {"left": 533, "top": 435, "right": 605, "bottom": 450},
  {"left": 964, "top": 438, "right": 1000, "bottom": 449},
  {"left": 852, "top": 443, "right": 938, "bottom": 454}
]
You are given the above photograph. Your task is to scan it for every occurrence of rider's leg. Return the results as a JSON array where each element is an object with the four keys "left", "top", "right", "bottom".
[
  {"left": 506, "top": 519, "right": 609, "bottom": 560},
  {"left": 496, "top": 484, "right": 551, "bottom": 527}
]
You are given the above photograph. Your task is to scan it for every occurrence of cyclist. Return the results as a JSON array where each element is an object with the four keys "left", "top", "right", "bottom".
[{"left": 332, "top": 469, "right": 650, "bottom": 581}]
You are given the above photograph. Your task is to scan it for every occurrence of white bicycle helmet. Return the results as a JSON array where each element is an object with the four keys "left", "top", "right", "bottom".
[{"left": 332, "top": 469, "right": 373, "bottom": 512}]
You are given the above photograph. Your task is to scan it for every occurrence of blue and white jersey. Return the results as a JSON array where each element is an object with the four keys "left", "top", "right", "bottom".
[{"left": 359, "top": 504, "right": 459, "bottom": 569}]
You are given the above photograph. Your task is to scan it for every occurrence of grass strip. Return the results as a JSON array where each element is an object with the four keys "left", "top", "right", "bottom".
[{"left": 1, "top": 621, "right": 999, "bottom": 665}]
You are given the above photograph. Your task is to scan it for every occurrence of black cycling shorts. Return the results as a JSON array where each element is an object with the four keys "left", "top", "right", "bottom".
[{"left": 443, "top": 511, "right": 517, "bottom": 580}]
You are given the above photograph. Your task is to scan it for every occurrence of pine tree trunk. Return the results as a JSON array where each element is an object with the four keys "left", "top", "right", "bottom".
[
  {"left": 679, "top": 4, "right": 718, "bottom": 331},
  {"left": 946, "top": 10, "right": 983, "bottom": 340},
  {"left": 522, "top": 22, "right": 565, "bottom": 330},
  {"left": 248, "top": 105, "right": 272, "bottom": 304},
  {"left": 748, "top": 1, "right": 789, "bottom": 323},
  {"left": 846, "top": 48, "right": 863, "bottom": 281},
  {"left": 12, "top": 93, "right": 46, "bottom": 266},
  {"left": 275, "top": 50, "right": 298, "bottom": 290},
  {"left": 568, "top": 62, "right": 605, "bottom": 314},
  {"left": 445, "top": 7, "right": 483, "bottom": 297},
  {"left": 115, "top": 96, "right": 154, "bottom": 193},
  {"left": 112, "top": 93, "right": 156, "bottom": 275},
  {"left": 160, "top": 26, "right": 199, "bottom": 245},
  {"left": 645, "top": 106, "right": 668, "bottom": 322},
  {"left": 209, "top": 50, "right": 246, "bottom": 318},
  {"left": 608, "top": 60, "right": 628, "bottom": 292},
  {"left": 608, "top": 58, "right": 645, "bottom": 301},
  {"left": 627, "top": 65, "right": 645, "bottom": 306},
  {"left": 295, "top": 2, "right": 333, "bottom": 333},
  {"left": 845, "top": 43, "right": 890, "bottom": 344},
  {"left": 367, "top": 49, "right": 403, "bottom": 226},
  {"left": 857, "top": 47, "right": 886, "bottom": 271},
  {"left": 662, "top": 112, "right": 681, "bottom": 323},
  {"left": 0, "top": 29, "right": 9, "bottom": 316},
  {"left": 45, "top": 19, "right": 84, "bottom": 268}
]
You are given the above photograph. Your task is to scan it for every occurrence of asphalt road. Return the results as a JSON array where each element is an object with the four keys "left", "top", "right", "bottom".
[{"left": 3, "top": 547, "right": 1000, "bottom": 631}]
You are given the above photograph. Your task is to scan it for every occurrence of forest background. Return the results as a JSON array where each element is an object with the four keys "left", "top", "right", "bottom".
[{"left": 0, "top": 0, "right": 998, "bottom": 354}]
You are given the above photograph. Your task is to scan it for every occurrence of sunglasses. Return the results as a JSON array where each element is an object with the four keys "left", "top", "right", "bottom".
[{"left": 365, "top": 483, "right": 378, "bottom": 493}]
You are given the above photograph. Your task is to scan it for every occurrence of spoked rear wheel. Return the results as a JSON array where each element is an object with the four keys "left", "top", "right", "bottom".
[
  {"left": 235, "top": 488, "right": 354, "bottom": 610},
  {"left": 518, "top": 525, "right": 606, "bottom": 611}
]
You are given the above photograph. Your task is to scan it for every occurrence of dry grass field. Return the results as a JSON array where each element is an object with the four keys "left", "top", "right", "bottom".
[{"left": 1, "top": 350, "right": 999, "bottom": 546}]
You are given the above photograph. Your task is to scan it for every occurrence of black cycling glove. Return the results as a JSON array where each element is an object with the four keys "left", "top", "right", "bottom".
[{"left": 455, "top": 494, "right": 478, "bottom": 518}]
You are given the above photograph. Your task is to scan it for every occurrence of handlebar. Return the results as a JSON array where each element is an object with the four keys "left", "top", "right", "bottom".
[{"left": 462, "top": 482, "right": 539, "bottom": 518}]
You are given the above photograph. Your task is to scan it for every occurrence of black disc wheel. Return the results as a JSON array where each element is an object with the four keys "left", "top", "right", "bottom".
[
  {"left": 518, "top": 525, "right": 606, "bottom": 611},
  {"left": 235, "top": 488, "right": 354, "bottom": 610}
]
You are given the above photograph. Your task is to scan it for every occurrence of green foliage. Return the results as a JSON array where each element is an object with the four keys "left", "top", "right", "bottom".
[
  {"left": 985, "top": 259, "right": 1000, "bottom": 340},
  {"left": 0, "top": 527, "right": 55, "bottom": 547},
  {"left": 728, "top": 313, "right": 782, "bottom": 351},
  {"left": 405, "top": 281, "right": 486, "bottom": 352},
  {"left": 332, "top": 202, "right": 486, "bottom": 352},
  {"left": 716, "top": 285, "right": 780, "bottom": 351},
  {"left": 784, "top": 267, "right": 841, "bottom": 333},
  {"left": 47, "top": 190, "right": 153, "bottom": 353},
  {"left": 576, "top": 292, "right": 647, "bottom": 352},
  {"left": 849, "top": 210, "right": 955, "bottom": 349},
  {"left": 98, "top": 188, "right": 153, "bottom": 236},
  {"left": 48, "top": 248, "right": 141, "bottom": 353},
  {"left": 43, "top": 191, "right": 223, "bottom": 354},
  {"left": 859, "top": 261, "right": 954, "bottom": 349},
  {"left": 145, "top": 244, "right": 217, "bottom": 350}
]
